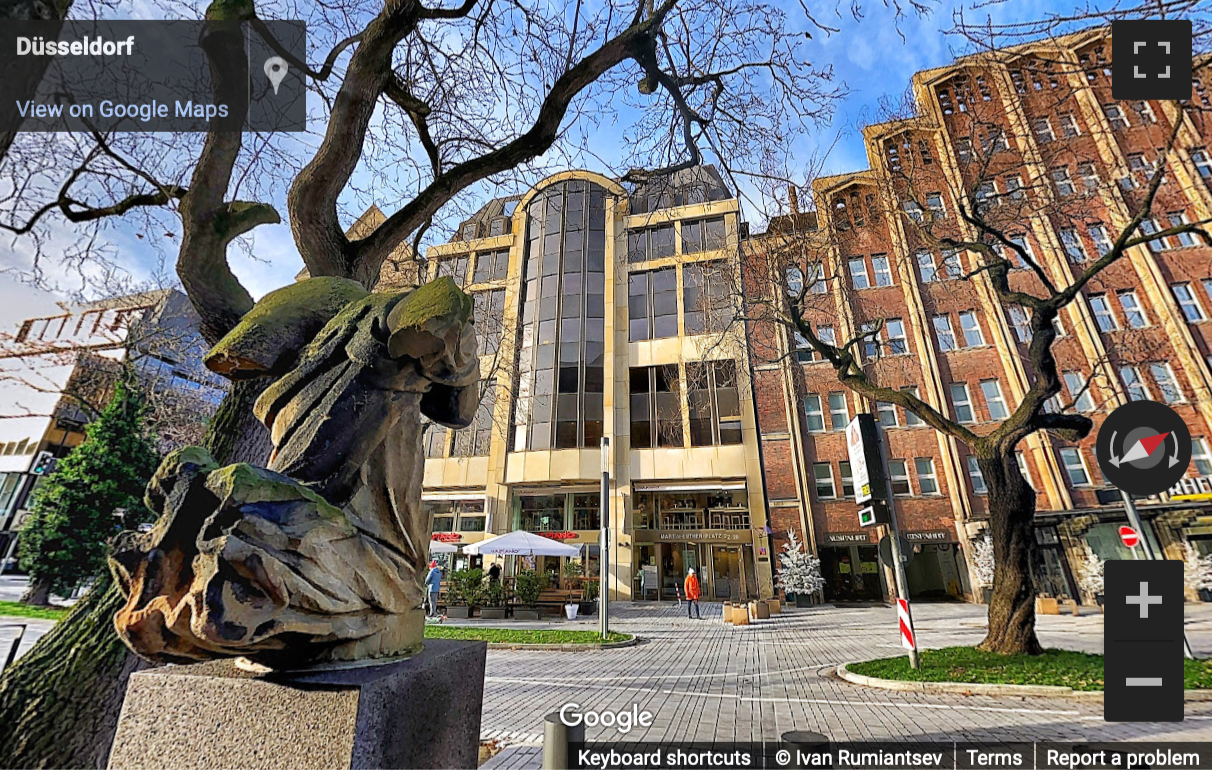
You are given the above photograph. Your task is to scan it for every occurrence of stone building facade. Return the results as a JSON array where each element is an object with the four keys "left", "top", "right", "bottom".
[{"left": 747, "top": 27, "right": 1212, "bottom": 604}]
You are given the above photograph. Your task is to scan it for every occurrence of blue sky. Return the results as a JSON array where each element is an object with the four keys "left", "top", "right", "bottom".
[{"left": 0, "top": 0, "right": 1132, "bottom": 316}]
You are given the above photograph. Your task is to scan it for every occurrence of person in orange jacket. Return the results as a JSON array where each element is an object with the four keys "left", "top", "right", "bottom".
[{"left": 684, "top": 568, "right": 702, "bottom": 619}]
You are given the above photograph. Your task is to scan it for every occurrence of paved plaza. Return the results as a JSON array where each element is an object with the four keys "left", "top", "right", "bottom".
[{"left": 5, "top": 598, "right": 1212, "bottom": 768}]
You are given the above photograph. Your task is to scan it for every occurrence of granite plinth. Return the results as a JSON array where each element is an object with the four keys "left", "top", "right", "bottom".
[{"left": 107, "top": 639, "right": 487, "bottom": 770}]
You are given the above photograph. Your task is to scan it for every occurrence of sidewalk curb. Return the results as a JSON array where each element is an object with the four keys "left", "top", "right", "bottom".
[
  {"left": 836, "top": 662, "right": 1212, "bottom": 701},
  {"left": 486, "top": 635, "right": 639, "bottom": 651}
]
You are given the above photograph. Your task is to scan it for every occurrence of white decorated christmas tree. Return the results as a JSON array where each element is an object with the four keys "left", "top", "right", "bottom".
[
  {"left": 973, "top": 534, "right": 995, "bottom": 589},
  {"left": 1074, "top": 543, "right": 1104, "bottom": 599},
  {"left": 1182, "top": 542, "right": 1212, "bottom": 593},
  {"left": 777, "top": 529, "right": 825, "bottom": 597}
]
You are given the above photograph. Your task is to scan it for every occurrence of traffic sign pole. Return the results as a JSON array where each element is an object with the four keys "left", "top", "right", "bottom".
[
  {"left": 1121, "top": 490, "right": 1194, "bottom": 659},
  {"left": 876, "top": 425, "right": 919, "bottom": 670}
]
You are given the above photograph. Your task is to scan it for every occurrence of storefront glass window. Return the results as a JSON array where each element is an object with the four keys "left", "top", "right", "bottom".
[{"left": 519, "top": 494, "right": 566, "bottom": 532}]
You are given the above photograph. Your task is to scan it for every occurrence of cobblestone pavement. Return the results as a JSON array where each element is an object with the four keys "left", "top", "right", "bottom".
[
  {"left": 5, "top": 598, "right": 1212, "bottom": 768},
  {"left": 478, "top": 601, "right": 1212, "bottom": 769}
]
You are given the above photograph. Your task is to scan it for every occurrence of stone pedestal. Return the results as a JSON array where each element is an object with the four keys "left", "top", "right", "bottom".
[{"left": 108, "top": 639, "right": 487, "bottom": 770}]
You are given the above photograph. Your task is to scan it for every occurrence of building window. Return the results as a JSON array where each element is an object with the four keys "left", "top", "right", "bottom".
[
  {"left": 902, "top": 200, "right": 924, "bottom": 223},
  {"left": 849, "top": 258, "right": 870, "bottom": 290},
  {"left": 872, "top": 254, "right": 894, "bottom": 287},
  {"left": 967, "top": 456, "right": 987, "bottom": 495},
  {"left": 1131, "top": 100, "right": 1157, "bottom": 124},
  {"left": 886, "top": 318, "right": 908, "bottom": 355},
  {"left": 889, "top": 459, "right": 911, "bottom": 495},
  {"left": 473, "top": 249, "right": 510, "bottom": 283},
  {"left": 1203, "top": 280, "right": 1212, "bottom": 313},
  {"left": 915, "top": 457, "right": 940, "bottom": 495},
  {"left": 916, "top": 250, "right": 937, "bottom": 283},
  {"left": 786, "top": 266, "right": 803, "bottom": 295},
  {"left": 452, "top": 384, "right": 496, "bottom": 457},
  {"left": 1004, "top": 176, "right": 1024, "bottom": 202},
  {"left": 792, "top": 331, "right": 814, "bottom": 363},
  {"left": 1140, "top": 218, "right": 1163, "bottom": 250},
  {"left": 1063, "top": 371, "right": 1095, "bottom": 412},
  {"left": 1008, "top": 236, "right": 1035, "bottom": 268},
  {"left": 804, "top": 395, "right": 825, "bottom": 432},
  {"left": 933, "top": 315, "right": 956, "bottom": 351},
  {"left": 686, "top": 360, "right": 742, "bottom": 446},
  {"left": 902, "top": 386, "right": 924, "bottom": 426},
  {"left": 627, "top": 224, "right": 674, "bottom": 262},
  {"left": 1169, "top": 212, "right": 1198, "bottom": 248},
  {"left": 1120, "top": 365, "right": 1151, "bottom": 401},
  {"left": 682, "top": 216, "right": 727, "bottom": 254},
  {"left": 1088, "top": 294, "right": 1118, "bottom": 332},
  {"left": 1104, "top": 103, "right": 1129, "bottom": 130},
  {"left": 1089, "top": 225, "right": 1113, "bottom": 256},
  {"left": 941, "top": 250, "right": 963, "bottom": 279},
  {"left": 473, "top": 289, "right": 506, "bottom": 356},
  {"left": 683, "top": 261, "right": 732, "bottom": 335},
  {"left": 1059, "top": 114, "right": 1081, "bottom": 138},
  {"left": 817, "top": 325, "right": 836, "bottom": 349},
  {"left": 1192, "top": 149, "right": 1212, "bottom": 179},
  {"left": 1194, "top": 438, "right": 1212, "bottom": 476},
  {"left": 860, "top": 322, "right": 881, "bottom": 360},
  {"left": 1033, "top": 117, "right": 1055, "bottom": 143},
  {"left": 1059, "top": 447, "right": 1091, "bottom": 486},
  {"left": 516, "top": 180, "right": 607, "bottom": 451},
  {"left": 828, "top": 392, "right": 848, "bottom": 430},
  {"left": 1016, "top": 451, "right": 1035, "bottom": 490},
  {"left": 1051, "top": 168, "right": 1076, "bottom": 196},
  {"left": 435, "top": 254, "right": 470, "bottom": 285},
  {"left": 950, "top": 382, "right": 975, "bottom": 423},
  {"left": 1008, "top": 306, "right": 1031, "bottom": 343},
  {"left": 981, "top": 380, "right": 1009, "bottom": 421},
  {"left": 955, "top": 138, "right": 973, "bottom": 163},
  {"left": 1150, "top": 362, "right": 1184, "bottom": 404},
  {"left": 839, "top": 461, "right": 855, "bottom": 497},
  {"left": 876, "top": 401, "right": 898, "bottom": 428},
  {"left": 630, "top": 365, "right": 683, "bottom": 448},
  {"left": 1060, "top": 229, "right": 1087, "bottom": 263},
  {"left": 1173, "top": 283, "right": 1206, "bottom": 322},
  {"left": 814, "top": 463, "right": 836, "bottom": 499},
  {"left": 425, "top": 423, "right": 448, "bottom": 458},
  {"left": 628, "top": 267, "right": 678, "bottom": 341},
  {"left": 926, "top": 193, "right": 946, "bottom": 218},
  {"left": 959, "top": 310, "right": 984, "bottom": 347},
  {"left": 1077, "top": 163, "right": 1101, "bottom": 192}
]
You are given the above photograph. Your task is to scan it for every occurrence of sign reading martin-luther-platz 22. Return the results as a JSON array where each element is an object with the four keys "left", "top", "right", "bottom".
[{"left": 1095, "top": 400, "right": 1192, "bottom": 496}]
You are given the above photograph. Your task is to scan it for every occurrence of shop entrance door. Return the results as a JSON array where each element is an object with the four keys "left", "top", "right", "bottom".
[{"left": 711, "top": 546, "right": 741, "bottom": 600}]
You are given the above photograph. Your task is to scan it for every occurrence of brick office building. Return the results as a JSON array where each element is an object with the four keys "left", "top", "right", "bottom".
[{"left": 747, "top": 28, "right": 1212, "bottom": 604}]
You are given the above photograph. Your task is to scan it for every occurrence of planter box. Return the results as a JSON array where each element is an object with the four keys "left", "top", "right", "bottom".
[
  {"left": 480, "top": 608, "right": 506, "bottom": 620},
  {"left": 750, "top": 600, "right": 769, "bottom": 620},
  {"left": 722, "top": 603, "right": 734, "bottom": 623},
  {"left": 564, "top": 604, "right": 579, "bottom": 620},
  {"left": 794, "top": 593, "right": 812, "bottom": 608},
  {"left": 1035, "top": 597, "right": 1060, "bottom": 616},
  {"left": 766, "top": 600, "right": 781, "bottom": 615},
  {"left": 514, "top": 609, "right": 541, "bottom": 621},
  {"left": 446, "top": 606, "right": 472, "bottom": 619},
  {"left": 982, "top": 587, "right": 993, "bottom": 605},
  {"left": 579, "top": 601, "right": 598, "bottom": 616}
]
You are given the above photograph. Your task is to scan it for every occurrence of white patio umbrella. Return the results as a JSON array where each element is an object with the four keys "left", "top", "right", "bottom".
[
  {"left": 463, "top": 530, "right": 581, "bottom": 557},
  {"left": 429, "top": 540, "right": 459, "bottom": 554}
]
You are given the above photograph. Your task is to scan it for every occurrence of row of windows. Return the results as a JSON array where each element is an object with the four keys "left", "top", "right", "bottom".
[
  {"left": 433, "top": 248, "right": 511, "bottom": 287},
  {"left": 424, "top": 385, "right": 498, "bottom": 458},
  {"left": 630, "top": 361, "right": 742, "bottom": 449},
  {"left": 812, "top": 457, "right": 940, "bottom": 499},
  {"left": 803, "top": 388, "right": 926, "bottom": 432},
  {"left": 628, "top": 261, "right": 733, "bottom": 341},
  {"left": 627, "top": 217, "right": 727, "bottom": 263}
]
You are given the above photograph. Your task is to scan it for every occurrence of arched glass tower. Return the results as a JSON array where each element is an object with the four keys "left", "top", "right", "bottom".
[{"left": 512, "top": 179, "right": 607, "bottom": 450}]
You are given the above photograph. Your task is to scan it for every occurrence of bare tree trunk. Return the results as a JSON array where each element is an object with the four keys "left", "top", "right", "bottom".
[
  {"left": 0, "top": 571, "right": 146, "bottom": 770},
  {"left": 19, "top": 576, "right": 52, "bottom": 607},
  {"left": 976, "top": 449, "right": 1044, "bottom": 655},
  {"left": 0, "top": 379, "right": 269, "bottom": 768}
]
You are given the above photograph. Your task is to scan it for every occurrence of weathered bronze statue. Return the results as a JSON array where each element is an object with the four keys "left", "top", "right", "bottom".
[{"left": 110, "top": 277, "right": 479, "bottom": 669}]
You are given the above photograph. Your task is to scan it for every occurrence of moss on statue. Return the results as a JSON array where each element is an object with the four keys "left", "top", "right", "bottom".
[
  {"left": 205, "top": 0, "right": 255, "bottom": 20},
  {"left": 387, "top": 276, "right": 473, "bottom": 329},
  {"left": 204, "top": 277, "right": 369, "bottom": 378}
]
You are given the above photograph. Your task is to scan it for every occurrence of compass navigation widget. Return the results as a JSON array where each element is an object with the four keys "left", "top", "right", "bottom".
[{"left": 1095, "top": 400, "right": 1192, "bottom": 496}]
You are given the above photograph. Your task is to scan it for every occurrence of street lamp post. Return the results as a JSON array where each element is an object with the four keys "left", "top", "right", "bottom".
[{"left": 600, "top": 437, "right": 610, "bottom": 639}]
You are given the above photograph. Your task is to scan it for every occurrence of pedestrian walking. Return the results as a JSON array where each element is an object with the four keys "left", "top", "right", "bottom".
[
  {"left": 425, "top": 560, "right": 443, "bottom": 618},
  {"left": 684, "top": 567, "right": 701, "bottom": 619},
  {"left": 488, "top": 562, "right": 501, "bottom": 584}
]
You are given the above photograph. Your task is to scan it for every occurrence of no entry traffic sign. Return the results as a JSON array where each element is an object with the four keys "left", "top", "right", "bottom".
[{"left": 1119, "top": 525, "right": 1140, "bottom": 549}]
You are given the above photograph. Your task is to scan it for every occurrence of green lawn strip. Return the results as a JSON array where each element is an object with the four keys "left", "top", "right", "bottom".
[
  {"left": 848, "top": 646, "right": 1212, "bottom": 692},
  {"left": 0, "top": 600, "right": 72, "bottom": 621},
  {"left": 424, "top": 625, "right": 631, "bottom": 645}
]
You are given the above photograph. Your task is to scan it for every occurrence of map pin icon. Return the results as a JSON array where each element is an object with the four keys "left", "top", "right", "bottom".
[{"left": 263, "top": 56, "right": 288, "bottom": 95}]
